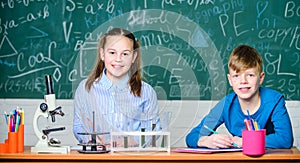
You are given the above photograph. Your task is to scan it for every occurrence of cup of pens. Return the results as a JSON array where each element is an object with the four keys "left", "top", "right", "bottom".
[
  {"left": 1, "top": 108, "right": 25, "bottom": 153},
  {"left": 242, "top": 117, "right": 265, "bottom": 156}
]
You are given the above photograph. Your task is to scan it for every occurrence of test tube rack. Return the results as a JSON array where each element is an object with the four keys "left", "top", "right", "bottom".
[{"left": 110, "top": 131, "right": 170, "bottom": 153}]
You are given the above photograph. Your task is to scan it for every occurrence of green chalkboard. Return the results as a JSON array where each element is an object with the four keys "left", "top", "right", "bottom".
[{"left": 0, "top": 0, "right": 299, "bottom": 100}]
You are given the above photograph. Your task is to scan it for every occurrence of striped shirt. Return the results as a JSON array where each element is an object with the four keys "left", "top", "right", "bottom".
[{"left": 73, "top": 69, "right": 159, "bottom": 143}]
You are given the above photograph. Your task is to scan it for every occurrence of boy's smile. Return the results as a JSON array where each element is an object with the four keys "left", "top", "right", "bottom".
[{"left": 239, "top": 87, "right": 251, "bottom": 93}]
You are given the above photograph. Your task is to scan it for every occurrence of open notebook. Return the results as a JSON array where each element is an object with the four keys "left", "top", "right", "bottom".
[{"left": 172, "top": 147, "right": 242, "bottom": 154}]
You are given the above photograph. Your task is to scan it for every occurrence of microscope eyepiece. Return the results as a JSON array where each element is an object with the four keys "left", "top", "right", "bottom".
[{"left": 45, "top": 75, "right": 54, "bottom": 94}]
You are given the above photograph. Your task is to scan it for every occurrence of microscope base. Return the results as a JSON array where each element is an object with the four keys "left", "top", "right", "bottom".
[{"left": 31, "top": 144, "right": 70, "bottom": 154}]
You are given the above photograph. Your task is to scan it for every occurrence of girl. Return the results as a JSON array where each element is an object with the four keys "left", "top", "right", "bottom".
[{"left": 73, "top": 28, "right": 159, "bottom": 146}]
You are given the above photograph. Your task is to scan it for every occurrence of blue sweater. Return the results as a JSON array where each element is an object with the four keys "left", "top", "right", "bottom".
[{"left": 185, "top": 87, "right": 293, "bottom": 148}]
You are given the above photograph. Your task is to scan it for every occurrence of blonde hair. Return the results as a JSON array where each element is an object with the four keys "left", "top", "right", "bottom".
[
  {"left": 85, "top": 28, "right": 142, "bottom": 97},
  {"left": 228, "top": 45, "right": 263, "bottom": 73}
]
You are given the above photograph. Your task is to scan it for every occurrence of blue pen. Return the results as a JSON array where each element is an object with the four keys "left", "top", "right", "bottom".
[
  {"left": 204, "top": 125, "right": 239, "bottom": 147},
  {"left": 247, "top": 110, "right": 251, "bottom": 119},
  {"left": 246, "top": 110, "right": 255, "bottom": 130}
]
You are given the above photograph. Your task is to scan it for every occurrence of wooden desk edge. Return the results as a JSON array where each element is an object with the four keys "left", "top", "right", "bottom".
[{"left": 1, "top": 147, "right": 300, "bottom": 162}]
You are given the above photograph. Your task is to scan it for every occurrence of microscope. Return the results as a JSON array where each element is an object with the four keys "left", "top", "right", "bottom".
[{"left": 31, "top": 75, "right": 70, "bottom": 154}]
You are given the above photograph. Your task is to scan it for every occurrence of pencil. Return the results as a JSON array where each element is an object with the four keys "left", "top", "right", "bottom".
[{"left": 20, "top": 107, "right": 24, "bottom": 125}]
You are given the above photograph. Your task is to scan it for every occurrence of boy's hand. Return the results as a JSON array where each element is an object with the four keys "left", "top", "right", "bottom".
[
  {"left": 232, "top": 136, "right": 242, "bottom": 148},
  {"left": 198, "top": 134, "right": 235, "bottom": 149}
]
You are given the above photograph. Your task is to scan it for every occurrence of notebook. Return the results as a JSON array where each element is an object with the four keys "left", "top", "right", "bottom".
[{"left": 172, "top": 147, "right": 242, "bottom": 154}]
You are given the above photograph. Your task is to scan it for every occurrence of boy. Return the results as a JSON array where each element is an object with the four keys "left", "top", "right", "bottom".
[{"left": 186, "top": 45, "right": 293, "bottom": 149}]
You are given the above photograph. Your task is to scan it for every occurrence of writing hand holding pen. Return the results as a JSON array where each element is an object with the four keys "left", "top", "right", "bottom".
[
  {"left": 197, "top": 125, "right": 240, "bottom": 149},
  {"left": 197, "top": 134, "right": 236, "bottom": 149},
  {"left": 232, "top": 136, "right": 242, "bottom": 148}
]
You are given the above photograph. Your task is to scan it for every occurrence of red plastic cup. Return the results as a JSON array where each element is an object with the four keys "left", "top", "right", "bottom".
[
  {"left": 242, "top": 129, "right": 266, "bottom": 156},
  {"left": 18, "top": 124, "right": 24, "bottom": 152},
  {"left": 0, "top": 143, "right": 8, "bottom": 153},
  {"left": 8, "top": 132, "right": 18, "bottom": 153}
]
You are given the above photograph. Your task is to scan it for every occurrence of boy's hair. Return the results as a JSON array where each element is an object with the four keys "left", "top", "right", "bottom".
[
  {"left": 85, "top": 28, "right": 142, "bottom": 97},
  {"left": 228, "top": 45, "right": 263, "bottom": 73}
]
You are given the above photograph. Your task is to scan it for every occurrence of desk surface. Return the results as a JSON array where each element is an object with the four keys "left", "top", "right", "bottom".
[{"left": 1, "top": 147, "right": 300, "bottom": 163}]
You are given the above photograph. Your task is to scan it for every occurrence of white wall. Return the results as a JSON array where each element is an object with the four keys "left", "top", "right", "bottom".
[{"left": 0, "top": 99, "right": 299, "bottom": 148}]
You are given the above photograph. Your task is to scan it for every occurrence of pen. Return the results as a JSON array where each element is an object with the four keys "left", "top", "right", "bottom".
[
  {"left": 244, "top": 119, "right": 252, "bottom": 131},
  {"left": 204, "top": 125, "right": 239, "bottom": 147},
  {"left": 245, "top": 110, "right": 261, "bottom": 131},
  {"left": 8, "top": 114, "right": 11, "bottom": 132},
  {"left": 20, "top": 107, "right": 24, "bottom": 125},
  {"left": 247, "top": 110, "right": 251, "bottom": 119},
  {"left": 204, "top": 125, "right": 218, "bottom": 134},
  {"left": 253, "top": 120, "right": 259, "bottom": 130},
  {"left": 247, "top": 110, "right": 255, "bottom": 130},
  {"left": 4, "top": 112, "right": 8, "bottom": 124},
  {"left": 15, "top": 113, "right": 20, "bottom": 132},
  {"left": 10, "top": 114, "right": 14, "bottom": 132}
]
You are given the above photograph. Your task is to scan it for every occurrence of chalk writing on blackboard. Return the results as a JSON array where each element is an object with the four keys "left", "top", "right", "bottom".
[{"left": 0, "top": 0, "right": 299, "bottom": 100}]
